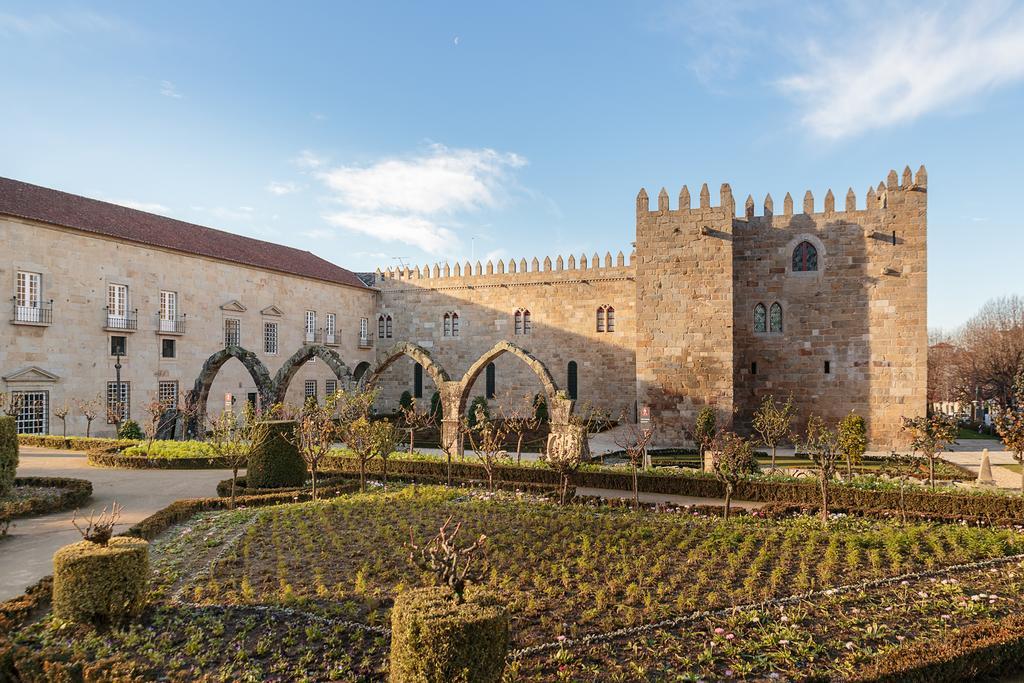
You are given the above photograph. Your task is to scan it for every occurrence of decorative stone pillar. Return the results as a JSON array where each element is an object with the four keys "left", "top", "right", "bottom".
[
  {"left": 977, "top": 448, "right": 996, "bottom": 486},
  {"left": 439, "top": 381, "right": 465, "bottom": 456},
  {"left": 546, "top": 395, "right": 587, "bottom": 459}
]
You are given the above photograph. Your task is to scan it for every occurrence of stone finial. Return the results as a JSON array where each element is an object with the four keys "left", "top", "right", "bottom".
[
  {"left": 432, "top": 264, "right": 440, "bottom": 278},
  {"left": 375, "top": 267, "right": 382, "bottom": 275},
  {"left": 461, "top": 261, "right": 470, "bottom": 277},
  {"left": 764, "top": 193, "right": 774, "bottom": 216},
  {"left": 744, "top": 194, "right": 755, "bottom": 219},
  {"left": 443, "top": 263, "right": 451, "bottom": 277},
  {"left": 824, "top": 189, "right": 835, "bottom": 213},
  {"left": 915, "top": 164, "right": 927, "bottom": 188},
  {"left": 454, "top": 262, "right": 462, "bottom": 277},
  {"left": 783, "top": 192, "right": 793, "bottom": 216},
  {"left": 978, "top": 448, "right": 996, "bottom": 486},
  {"left": 580, "top": 253, "right": 588, "bottom": 270},
  {"left": 876, "top": 181, "right": 887, "bottom": 208},
  {"left": 591, "top": 253, "right": 600, "bottom": 269},
  {"left": 567, "top": 254, "right": 576, "bottom": 269},
  {"left": 485, "top": 260, "right": 493, "bottom": 275},
  {"left": 679, "top": 185, "right": 690, "bottom": 210},
  {"left": 497, "top": 259, "right": 505, "bottom": 274},
  {"left": 866, "top": 185, "right": 876, "bottom": 208},
  {"left": 803, "top": 190, "right": 814, "bottom": 214},
  {"left": 556, "top": 255, "right": 564, "bottom": 271},
  {"left": 616, "top": 250, "right": 625, "bottom": 266},
  {"left": 629, "top": 249, "right": 636, "bottom": 264},
  {"left": 636, "top": 188, "right": 649, "bottom": 215},
  {"left": 902, "top": 165, "right": 913, "bottom": 189},
  {"left": 528, "top": 256, "right": 537, "bottom": 272},
  {"left": 509, "top": 258, "right": 517, "bottom": 273},
  {"left": 604, "top": 252, "right": 612, "bottom": 268},
  {"left": 543, "top": 256, "right": 552, "bottom": 271},
  {"left": 658, "top": 187, "right": 670, "bottom": 212},
  {"left": 519, "top": 258, "right": 528, "bottom": 273},
  {"left": 886, "top": 170, "right": 898, "bottom": 190},
  {"left": 720, "top": 183, "right": 734, "bottom": 216},
  {"left": 845, "top": 187, "right": 856, "bottom": 212},
  {"left": 699, "top": 183, "right": 710, "bottom": 208},
  {"left": 475, "top": 261, "right": 483, "bottom": 276}
]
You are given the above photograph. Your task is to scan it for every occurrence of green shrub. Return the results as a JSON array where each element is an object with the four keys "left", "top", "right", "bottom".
[
  {"left": 117, "top": 420, "right": 144, "bottom": 440},
  {"left": 121, "top": 440, "right": 215, "bottom": 459},
  {"left": 17, "top": 434, "right": 140, "bottom": 451},
  {"left": 52, "top": 537, "right": 149, "bottom": 626},
  {"left": 430, "top": 391, "right": 443, "bottom": 421},
  {"left": 246, "top": 420, "right": 305, "bottom": 489},
  {"left": 389, "top": 586, "right": 508, "bottom": 683},
  {"left": 400, "top": 391, "right": 414, "bottom": 413},
  {"left": 0, "top": 417, "right": 17, "bottom": 497},
  {"left": 533, "top": 393, "right": 548, "bottom": 423},
  {"left": 467, "top": 397, "right": 489, "bottom": 429}
]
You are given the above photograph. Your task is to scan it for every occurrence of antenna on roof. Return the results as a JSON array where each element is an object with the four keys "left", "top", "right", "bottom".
[{"left": 392, "top": 256, "right": 410, "bottom": 270}]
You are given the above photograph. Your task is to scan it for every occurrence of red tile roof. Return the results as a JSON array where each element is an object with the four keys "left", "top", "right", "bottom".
[{"left": 0, "top": 177, "right": 366, "bottom": 289}]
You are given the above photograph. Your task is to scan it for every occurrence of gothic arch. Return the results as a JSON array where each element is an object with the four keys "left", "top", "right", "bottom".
[
  {"left": 189, "top": 346, "right": 274, "bottom": 418},
  {"left": 272, "top": 344, "right": 354, "bottom": 403},
  {"left": 353, "top": 361, "right": 372, "bottom": 386},
  {"left": 365, "top": 341, "right": 451, "bottom": 388},
  {"left": 458, "top": 340, "right": 562, "bottom": 415}
]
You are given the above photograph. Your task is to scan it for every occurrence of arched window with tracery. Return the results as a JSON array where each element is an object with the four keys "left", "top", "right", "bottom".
[
  {"left": 514, "top": 308, "right": 531, "bottom": 335},
  {"left": 596, "top": 307, "right": 605, "bottom": 333},
  {"left": 753, "top": 303, "right": 767, "bottom": 333},
  {"left": 769, "top": 302, "right": 783, "bottom": 333},
  {"left": 444, "top": 312, "right": 460, "bottom": 337},
  {"left": 378, "top": 315, "right": 386, "bottom": 339},
  {"left": 792, "top": 241, "right": 818, "bottom": 272},
  {"left": 596, "top": 305, "right": 615, "bottom": 333},
  {"left": 385, "top": 315, "right": 393, "bottom": 338},
  {"left": 378, "top": 314, "right": 393, "bottom": 339}
]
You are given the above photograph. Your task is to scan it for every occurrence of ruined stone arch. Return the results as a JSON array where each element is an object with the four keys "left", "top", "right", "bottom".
[
  {"left": 352, "top": 361, "right": 372, "bottom": 386},
  {"left": 272, "top": 344, "right": 354, "bottom": 403},
  {"left": 189, "top": 346, "right": 274, "bottom": 418},
  {"left": 457, "top": 341, "right": 565, "bottom": 416},
  {"left": 365, "top": 341, "right": 451, "bottom": 388}
]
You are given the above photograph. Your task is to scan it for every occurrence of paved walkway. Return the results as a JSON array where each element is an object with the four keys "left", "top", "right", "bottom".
[{"left": 1, "top": 447, "right": 231, "bottom": 601}]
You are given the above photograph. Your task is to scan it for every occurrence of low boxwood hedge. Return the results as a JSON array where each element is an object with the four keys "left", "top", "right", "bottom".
[
  {"left": 0, "top": 477, "right": 93, "bottom": 519},
  {"left": 87, "top": 448, "right": 231, "bottom": 470},
  {"left": 17, "top": 434, "right": 140, "bottom": 451},
  {"left": 51, "top": 537, "right": 149, "bottom": 627}
]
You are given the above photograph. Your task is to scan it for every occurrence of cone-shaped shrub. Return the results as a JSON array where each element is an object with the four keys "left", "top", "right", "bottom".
[
  {"left": 246, "top": 420, "right": 305, "bottom": 489},
  {"left": 52, "top": 537, "right": 149, "bottom": 626},
  {"left": 389, "top": 586, "right": 508, "bottom": 683},
  {"left": 0, "top": 416, "right": 17, "bottom": 497}
]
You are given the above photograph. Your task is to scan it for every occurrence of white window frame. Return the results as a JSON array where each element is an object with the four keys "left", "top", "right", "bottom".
[
  {"left": 305, "top": 310, "right": 317, "bottom": 343},
  {"left": 325, "top": 379, "right": 338, "bottom": 397},
  {"left": 159, "top": 290, "right": 177, "bottom": 331},
  {"left": 15, "top": 271, "right": 42, "bottom": 322},
  {"left": 325, "top": 313, "right": 336, "bottom": 344},
  {"left": 264, "top": 321, "right": 279, "bottom": 355},
  {"left": 107, "top": 283, "right": 129, "bottom": 325},
  {"left": 12, "top": 390, "right": 48, "bottom": 434},
  {"left": 224, "top": 318, "right": 241, "bottom": 347},
  {"left": 106, "top": 381, "right": 130, "bottom": 423},
  {"left": 360, "top": 317, "right": 368, "bottom": 342},
  {"left": 158, "top": 381, "right": 179, "bottom": 409},
  {"left": 304, "top": 379, "right": 317, "bottom": 401}
]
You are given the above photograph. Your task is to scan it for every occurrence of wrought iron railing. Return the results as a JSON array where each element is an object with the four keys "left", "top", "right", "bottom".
[
  {"left": 157, "top": 314, "right": 187, "bottom": 334},
  {"left": 11, "top": 298, "right": 53, "bottom": 325},
  {"left": 105, "top": 307, "right": 138, "bottom": 331}
]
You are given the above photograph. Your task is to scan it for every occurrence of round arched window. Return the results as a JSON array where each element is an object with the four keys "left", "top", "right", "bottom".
[{"left": 792, "top": 241, "right": 818, "bottom": 272}]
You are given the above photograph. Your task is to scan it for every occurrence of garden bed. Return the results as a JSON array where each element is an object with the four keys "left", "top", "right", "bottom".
[
  {"left": 0, "top": 477, "right": 92, "bottom": 520},
  {"left": 17, "top": 434, "right": 140, "bottom": 451}
]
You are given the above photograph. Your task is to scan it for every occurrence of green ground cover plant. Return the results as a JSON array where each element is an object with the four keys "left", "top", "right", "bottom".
[{"left": 121, "top": 440, "right": 215, "bottom": 458}]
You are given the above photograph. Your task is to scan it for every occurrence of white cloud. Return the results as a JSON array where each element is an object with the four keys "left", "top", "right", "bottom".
[
  {"left": 0, "top": 10, "right": 126, "bottom": 37},
  {"left": 316, "top": 144, "right": 525, "bottom": 215},
  {"left": 159, "top": 80, "right": 183, "bottom": 99},
  {"left": 323, "top": 211, "right": 457, "bottom": 254},
  {"left": 105, "top": 198, "right": 170, "bottom": 214},
  {"left": 310, "top": 143, "right": 526, "bottom": 254},
  {"left": 294, "top": 150, "right": 326, "bottom": 169},
  {"left": 778, "top": 2, "right": 1024, "bottom": 139},
  {"left": 266, "top": 181, "right": 300, "bottom": 196}
]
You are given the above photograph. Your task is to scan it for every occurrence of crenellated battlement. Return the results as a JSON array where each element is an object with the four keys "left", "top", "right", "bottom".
[
  {"left": 636, "top": 165, "right": 926, "bottom": 221},
  {"left": 373, "top": 248, "right": 635, "bottom": 286}
]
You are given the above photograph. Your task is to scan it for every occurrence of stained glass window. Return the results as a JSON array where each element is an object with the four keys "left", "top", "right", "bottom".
[
  {"left": 753, "top": 304, "right": 767, "bottom": 333},
  {"left": 792, "top": 241, "right": 818, "bottom": 272},
  {"left": 770, "top": 302, "right": 783, "bottom": 333}
]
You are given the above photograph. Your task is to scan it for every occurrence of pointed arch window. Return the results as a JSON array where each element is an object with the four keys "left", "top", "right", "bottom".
[
  {"left": 485, "top": 362, "right": 496, "bottom": 399},
  {"left": 514, "top": 308, "right": 531, "bottom": 335},
  {"left": 443, "top": 312, "right": 459, "bottom": 337},
  {"left": 769, "top": 303, "right": 783, "bottom": 333},
  {"left": 753, "top": 303, "right": 767, "bottom": 333},
  {"left": 596, "top": 305, "right": 615, "bottom": 333},
  {"left": 792, "top": 241, "right": 818, "bottom": 272},
  {"left": 414, "top": 363, "right": 423, "bottom": 398},
  {"left": 378, "top": 314, "right": 393, "bottom": 339}
]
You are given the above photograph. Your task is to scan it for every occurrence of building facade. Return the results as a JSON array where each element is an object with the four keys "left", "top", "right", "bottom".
[{"left": 0, "top": 166, "right": 927, "bottom": 446}]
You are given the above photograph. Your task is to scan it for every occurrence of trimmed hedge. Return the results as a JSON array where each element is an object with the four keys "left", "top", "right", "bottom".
[
  {"left": 1, "top": 477, "right": 93, "bottom": 519},
  {"left": 87, "top": 448, "right": 231, "bottom": 470},
  {"left": 52, "top": 537, "right": 149, "bottom": 626},
  {"left": 17, "top": 434, "right": 140, "bottom": 451},
  {"left": 215, "top": 474, "right": 360, "bottom": 498},
  {"left": 0, "top": 417, "right": 17, "bottom": 497},
  {"left": 321, "top": 455, "right": 1024, "bottom": 523},
  {"left": 246, "top": 420, "right": 305, "bottom": 489},
  {"left": 389, "top": 586, "right": 509, "bottom": 683}
]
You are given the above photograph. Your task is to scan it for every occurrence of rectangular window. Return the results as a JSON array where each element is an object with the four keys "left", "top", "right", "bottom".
[
  {"left": 264, "top": 321, "right": 279, "bottom": 355},
  {"left": 304, "top": 379, "right": 317, "bottom": 401},
  {"left": 360, "top": 317, "right": 368, "bottom": 341},
  {"left": 110, "top": 335, "right": 127, "bottom": 356},
  {"left": 15, "top": 271, "right": 42, "bottom": 322},
  {"left": 159, "top": 290, "right": 177, "bottom": 331},
  {"left": 107, "top": 283, "right": 128, "bottom": 319},
  {"left": 305, "top": 310, "right": 316, "bottom": 342},
  {"left": 224, "top": 318, "right": 240, "bottom": 347},
  {"left": 161, "top": 338, "right": 176, "bottom": 359},
  {"left": 325, "top": 313, "right": 336, "bottom": 343},
  {"left": 106, "top": 381, "right": 130, "bottom": 423},
  {"left": 158, "top": 381, "right": 179, "bottom": 409},
  {"left": 12, "top": 390, "right": 48, "bottom": 434},
  {"left": 414, "top": 363, "right": 423, "bottom": 399},
  {"left": 751, "top": 362, "right": 757, "bottom": 375},
  {"left": 325, "top": 379, "right": 337, "bottom": 397},
  {"left": 824, "top": 360, "right": 831, "bottom": 375}
]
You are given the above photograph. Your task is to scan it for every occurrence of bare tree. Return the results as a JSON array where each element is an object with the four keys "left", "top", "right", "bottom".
[
  {"left": 400, "top": 398, "right": 435, "bottom": 454},
  {"left": 802, "top": 416, "right": 842, "bottom": 522},
  {"left": 995, "top": 372, "right": 1024, "bottom": 495},
  {"left": 72, "top": 502, "right": 123, "bottom": 546},
  {"left": 371, "top": 417, "right": 402, "bottom": 491},
  {"left": 78, "top": 398, "right": 101, "bottom": 438},
  {"left": 338, "top": 387, "right": 380, "bottom": 493},
  {"left": 408, "top": 515, "right": 487, "bottom": 604},
  {"left": 837, "top": 411, "right": 868, "bottom": 478},
  {"left": 498, "top": 392, "right": 542, "bottom": 465},
  {"left": 688, "top": 406, "right": 717, "bottom": 471},
  {"left": 956, "top": 295, "right": 1024, "bottom": 408},
  {"left": 880, "top": 452, "right": 927, "bottom": 524},
  {"left": 710, "top": 431, "right": 758, "bottom": 519},
  {"left": 141, "top": 393, "right": 183, "bottom": 454},
  {"left": 463, "top": 405, "right": 511, "bottom": 492},
  {"left": 751, "top": 394, "right": 795, "bottom": 471},
  {"left": 53, "top": 401, "right": 71, "bottom": 439},
  {"left": 0, "top": 393, "right": 25, "bottom": 418},
  {"left": 613, "top": 419, "right": 656, "bottom": 509},
  {"left": 901, "top": 413, "right": 958, "bottom": 489},
  {"left": 288, "top": 397, "right": 338, "bottom": 501},
  {"left": 207, "top": 404, "right": 270, "bottom": 508}
]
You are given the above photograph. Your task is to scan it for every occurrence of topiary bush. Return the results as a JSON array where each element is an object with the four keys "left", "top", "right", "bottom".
[
  {"left": 400, "top": 390, "right": 414, "bottom": 413},
  {"left": 117, "top": 420, "right": 144, "bottom": 440},
  {"left": 0, "top": 417, "right": 17, "bottom": 498},
  {"left": 52, "top": 536, "right": 149, "bottom": 626},
  {"left": 467, "top": 396, "right": 490, "bottom": 429},
  {"left": 389, "top": 586, "right": 509, "bottom": 683},
  {"left": 245, "top": 420, "right": 305, "bottom": 489}
]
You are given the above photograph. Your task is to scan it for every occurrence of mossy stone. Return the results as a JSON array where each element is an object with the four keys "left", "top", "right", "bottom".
[
  {"left": 52, "top": 537, "right": 149, "bottom": 626},
  {"left": 389, "top": 586, "right": 508, "bottom": 683}
]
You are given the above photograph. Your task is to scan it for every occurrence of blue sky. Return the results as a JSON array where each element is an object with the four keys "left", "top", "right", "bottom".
[{"left": 1, "top": 1, "right": 1022, "bottom": 330}]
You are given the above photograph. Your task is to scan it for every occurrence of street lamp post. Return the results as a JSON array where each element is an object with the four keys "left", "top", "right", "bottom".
[{"left": 114, "top": 351, "right": 123, "bottom": 434}]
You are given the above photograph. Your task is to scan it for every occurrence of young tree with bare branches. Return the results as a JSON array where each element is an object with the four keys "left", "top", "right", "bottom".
[
  {"left": 400, "top": 398, "right": 435, "bottom": 455},
  {"left": 207, "top": 404, "right": 270, "bottom": 508},
  {"left": 802, "top": 416, "right": 843, "bottom": 522},
  {"left": 498, "top": 392, "right": 542, "bottom": 465},
  {"left": 901, "top": 413, "right": 958, "bottom": 489},
  {"left": 78, "top": 398, "right": 101, "bottom": 438},
  {"left": 613, "top": 420, "right": 656, "bottom": 509},
  {"left": 710, "top": 431, "right": 758, "bottom": 519},
  {"left": 408, "top": 515, "right": 487, "bottom": 604},
  {"left": 463, "top": 405, "right": 511, "bottom": 492},
  {"left": 53, "top": 401, "right": 70, "bottom": 439},
  {"left": 372, "top": 417, "right": 402, "bottom": 491},
  {"left": 751, "top": 394, "right": 796, "bottom": 471},
  {"left": 288, "top": 397, "right": 338, "bottom": 501}
]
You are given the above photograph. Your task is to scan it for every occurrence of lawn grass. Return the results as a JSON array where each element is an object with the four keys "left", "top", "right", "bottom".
[
  {"left": 959, "top": 426, "right": 999, "bottom": 440},
  {"left": 10, "top": 485, "right": 1024, "bottom": 680}
]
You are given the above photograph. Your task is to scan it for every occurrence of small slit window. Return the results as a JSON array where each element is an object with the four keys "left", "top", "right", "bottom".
[
  {"left": 485, "top": 362, "right": 496, "bottom": 399},
  {"left": 792, "top": 241, "right": 818, "bottom": 272},
  {"left": 567, "top": 361, "right": 578, "bottom": 400},
  {"left": 824, "top": 360, "right": 831, "bottom": 374}
]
